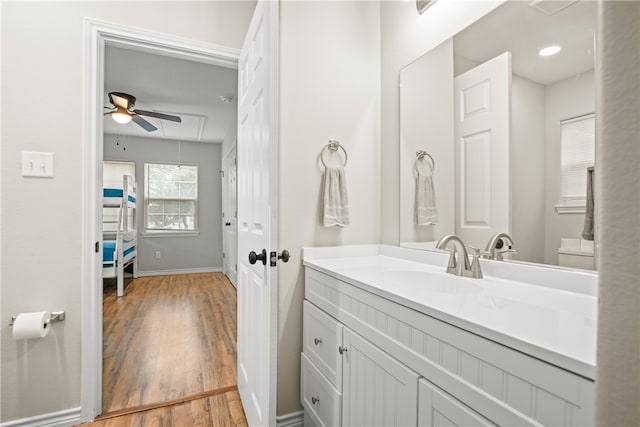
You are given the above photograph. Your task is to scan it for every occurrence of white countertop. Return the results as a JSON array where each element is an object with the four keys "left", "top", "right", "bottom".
[{"left": 303, "top": 245, "right": 598, "bottom": 380}]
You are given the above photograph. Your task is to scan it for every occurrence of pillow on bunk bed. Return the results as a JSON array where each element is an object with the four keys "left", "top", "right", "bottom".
[
  {"left": 103, "top": 188, "right": 136, "bottom": 203},
  {"left": 103, "top": 241, "right": 116, "bottom": 262},
  {"left": 103, "top": 241, "right": 135, "bottom": 263}
]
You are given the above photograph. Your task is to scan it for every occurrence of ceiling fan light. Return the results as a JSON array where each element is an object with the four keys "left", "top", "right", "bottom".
[{"left": 111, "top": 108, "right": 132, "bottom": 124}]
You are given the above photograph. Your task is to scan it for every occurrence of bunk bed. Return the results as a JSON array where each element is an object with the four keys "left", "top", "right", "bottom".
[{"left": 103, "top": 174, "right": 138, "bottom": 297}]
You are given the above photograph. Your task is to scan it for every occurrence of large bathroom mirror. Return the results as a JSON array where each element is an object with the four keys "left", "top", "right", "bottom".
[{"left": 399, "top": 0, "right": 597, "bottom": 269}]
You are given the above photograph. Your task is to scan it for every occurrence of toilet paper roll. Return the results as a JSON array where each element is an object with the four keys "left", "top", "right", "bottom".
[{"left": 12, "top": 311, "right": 51, "bottom": 340}]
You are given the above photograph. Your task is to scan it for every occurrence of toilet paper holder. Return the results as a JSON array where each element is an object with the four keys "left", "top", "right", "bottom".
[{"left": 9, "top": 311, "right": 66, "bottom": 327}]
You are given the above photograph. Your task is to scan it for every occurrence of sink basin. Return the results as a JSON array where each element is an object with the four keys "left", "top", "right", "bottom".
[{"left": 377, "top": 270, "right": 482, "bottom": 294}]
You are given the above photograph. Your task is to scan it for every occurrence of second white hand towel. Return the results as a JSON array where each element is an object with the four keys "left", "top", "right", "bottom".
[
  {"left": 323, "top": 166, "right": 350, "bottom": 227},
  {"left": 415, "top": 172, "right": 439, "bottom": 225}
]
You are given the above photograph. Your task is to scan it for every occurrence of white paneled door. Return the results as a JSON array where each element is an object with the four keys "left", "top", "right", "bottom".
[
  {"left": 236, "top": 1, "right": 278, "bottom": 426},
  {"left": 454, "top": 52, "right": 511, "bottom": 247},
  {"left": 222, "top": 146, "right": 238, "bottom": 288}
]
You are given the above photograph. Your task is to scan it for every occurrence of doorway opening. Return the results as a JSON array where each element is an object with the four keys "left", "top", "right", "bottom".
[{"left": 82, "top": 19, "right": 240, "bottom": 421}]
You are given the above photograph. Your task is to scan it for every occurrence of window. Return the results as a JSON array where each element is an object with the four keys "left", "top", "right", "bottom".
[
  {"left": 144, "top": 163, "right": 198, "bottom": 231},
  {"left": 556, "top": 113, "right": 595, "bottom": 213}
]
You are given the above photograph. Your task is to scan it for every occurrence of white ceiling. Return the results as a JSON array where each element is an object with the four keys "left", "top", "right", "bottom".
[
  {"left": 454, "top": 0, "right": 595, "bottom": 85},
  {"left": 104, "top": 46, "right": 237, "bottom": 143}
]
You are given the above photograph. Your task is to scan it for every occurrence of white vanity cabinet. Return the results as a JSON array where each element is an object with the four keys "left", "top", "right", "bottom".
[
  {"left": 302, "top": 265, "right": 595, "bottom": 427},
  {"left": 342, "top": 328, "right": 419, "bottom": 426},
  {"left": 418, "top": 379, "right": 495, "bottom": 427},
  {"left": 302, "top": 300, "right": 419, "bottom": 427}
]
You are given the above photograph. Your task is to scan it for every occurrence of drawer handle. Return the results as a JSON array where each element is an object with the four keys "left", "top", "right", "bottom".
[
  {"left": 314, "top": 338, "right": 323, "bottom": 345},
  {"left": 311, "top": 396, "right": 320, "bottom": 405},
  {"left": 338, "top": 346, "right": 348, "bottom": 355}
]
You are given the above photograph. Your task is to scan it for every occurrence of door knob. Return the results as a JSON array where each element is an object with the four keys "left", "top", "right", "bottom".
[
  {"left": 269, "top": 250, "right": 291, "bottom": 267},
  {"left": 278, "top": 250, "right": 290, "bottom": 263},
  {"left": 225, "top": 222, "right": 231, "bottom": 226},
  {"left": 248, "top": 249, "right": 267, "bottom": 265}
]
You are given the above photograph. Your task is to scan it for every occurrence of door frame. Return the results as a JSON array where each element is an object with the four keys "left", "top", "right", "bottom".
[{"left": 81, "top": 19, "right": 245, "bottom": 421}]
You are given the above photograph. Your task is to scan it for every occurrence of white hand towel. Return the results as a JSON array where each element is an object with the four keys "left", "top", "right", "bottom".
[
  {"left": 415, "top": 172, "right": 439, "bottom": 226},
  {"left": 323, "top": 166, "right": 350, "bottom": 227},
  {"left": 582, "top": 166, "right": 594, "bottom": 240}
]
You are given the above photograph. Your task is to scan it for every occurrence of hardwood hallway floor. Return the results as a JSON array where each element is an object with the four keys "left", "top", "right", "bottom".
[{"left": 82, "top": 272, "right": 248, "bottom": 425}]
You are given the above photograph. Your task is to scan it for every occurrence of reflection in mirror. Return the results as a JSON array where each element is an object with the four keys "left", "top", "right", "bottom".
[{"left": 399, "top": 0, "right": 596, "bottom": 269}]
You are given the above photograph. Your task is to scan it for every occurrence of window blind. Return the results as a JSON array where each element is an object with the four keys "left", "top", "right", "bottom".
[{"left": 560, "top": 113, "right": 595, "bottom": 201}]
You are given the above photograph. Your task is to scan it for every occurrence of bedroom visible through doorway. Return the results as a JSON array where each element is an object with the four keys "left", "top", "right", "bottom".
[{"left": 98, "top": 38, "right": 240, "bottom": 417}]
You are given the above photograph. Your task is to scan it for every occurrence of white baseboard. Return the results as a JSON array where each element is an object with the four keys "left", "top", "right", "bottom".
[
  {"left": 137, "top": 267, "right": 223, "bottom": 277},
  {"left": 276, "top": 410, "right": 304, "bottom": 427},
  {"left": 0, "top": 407, "right": 81, "bottom": 427}
]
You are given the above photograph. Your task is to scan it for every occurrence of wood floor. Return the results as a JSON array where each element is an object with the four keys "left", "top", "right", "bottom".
[
  {"left": 78, "top": 389, "right": 247, "bottom": 426},
  {"left": 79, "top": 273, "right": 247, "bottom": 426}
]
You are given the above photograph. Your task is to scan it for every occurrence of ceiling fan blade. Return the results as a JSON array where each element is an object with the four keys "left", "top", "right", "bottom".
[
  {"left": 132, "top": 114, "right": 158, "bottom": 132},
  {"left": 134, "top": 109, "right": 182, "bottom": 123},
  {"left": 109, "top": 93, "right": 133, "bottom": 110}
]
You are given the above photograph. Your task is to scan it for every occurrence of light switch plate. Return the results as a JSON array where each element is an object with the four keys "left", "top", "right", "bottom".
[{"left": 22, "top": 151, "right": 54, "bottom": 178}]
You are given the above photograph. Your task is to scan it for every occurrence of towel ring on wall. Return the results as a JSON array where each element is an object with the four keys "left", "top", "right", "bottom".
[
  {"left": 321, "top": 140, "right": 348, "bottom": 168},
  {"left": 415, "top": 150, "right": 435, "bottom": 175}
]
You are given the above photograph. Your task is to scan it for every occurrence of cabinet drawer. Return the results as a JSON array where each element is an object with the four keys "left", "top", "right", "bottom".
[
  {"left": 303, "top": 300, "right": 343, "bottom": 389},
  {"left": 301, "top": 353, "right": 342, "bottom": 427},
  {"left": 419, "top": 378, "right": 496, "bottom": 426}
]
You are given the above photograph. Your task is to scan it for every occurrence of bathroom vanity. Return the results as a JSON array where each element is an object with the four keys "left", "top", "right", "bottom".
[{"left": 301, "top": 245, "right": 597, "bottom": 426}]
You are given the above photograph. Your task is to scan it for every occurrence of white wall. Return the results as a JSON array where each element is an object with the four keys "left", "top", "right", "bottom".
[
  {"left": 543, "top": 70, "right": 595, "bottom": 264},
  {"left": 0, "top": 1, "right": 254, "bottom": 423},
  {"left": 104, "top": 135, "right": 223, "bottom": 274},
  {"left": 511, "top": 75, "right": 545, "bottom": 263},
  {"left": 278, "top": 0, "right": 381, "bottom": 415},
  {"left": 399, "top": 39, "right": 454, "bottom": 244},
  {"left": 380, "top": 0, "right": 505, "bottom": 245},
  {"left": 595, "top": 2, "right": 639, "bottom": 424}
]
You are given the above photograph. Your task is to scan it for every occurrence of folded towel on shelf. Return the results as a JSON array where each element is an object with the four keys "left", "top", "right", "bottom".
[
  {"left": 582, "top": 166, "right": 594, "bottom": 240},
  {"left": 323, "top": 166, "right": 350, "bottom": 227},
  {"left": 415, "top": 173, "right": 439, "bottom": 226}
]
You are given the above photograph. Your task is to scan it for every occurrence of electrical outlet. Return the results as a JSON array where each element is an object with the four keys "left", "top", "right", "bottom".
[{"left": 155, "top": 251, "right": 161, "bottom": 259}]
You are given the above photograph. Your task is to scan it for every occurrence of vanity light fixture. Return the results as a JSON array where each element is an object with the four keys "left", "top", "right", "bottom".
[
  {"left": 110, "top": 107, "right": 132, "bottom": 124},
  {"left": 416, "top": 0, "right": 438, "bottom": 14},
  {"left": 539, "top": 45, "right": 562, "bottom": 57}
]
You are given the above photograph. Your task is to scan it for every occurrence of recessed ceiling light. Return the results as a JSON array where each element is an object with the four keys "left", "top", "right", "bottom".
[{"left": 539, "top": 45, "right": 562, "bottom": 57}]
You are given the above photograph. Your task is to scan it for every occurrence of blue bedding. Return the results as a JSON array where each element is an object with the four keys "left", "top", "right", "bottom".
[
  {"left": 103, "top": 242, "right": 116, "bottom": 262},
  {"left": 103, "top": 188, "right": 136, "bottom": 203},
  {"left": 103, "top": 242, "right": 134, "bottom": 263}
]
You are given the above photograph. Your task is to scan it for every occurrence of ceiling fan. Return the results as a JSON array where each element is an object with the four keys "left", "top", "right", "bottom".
[{"left": 105, "top": 92, "right": 182, "bottom": 132}]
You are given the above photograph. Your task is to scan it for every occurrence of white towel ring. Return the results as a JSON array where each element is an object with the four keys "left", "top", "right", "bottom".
[
  {"left": 321, "top": 140, "right": 348, "bottom": 168},
  {"left": 415, "top": 150, "right": 435, "bottom": 175}
]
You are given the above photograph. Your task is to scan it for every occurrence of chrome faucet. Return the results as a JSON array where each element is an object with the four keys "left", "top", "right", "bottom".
[
  {"left": 484, "top": 232, "right": 517, "bottom": 261},
  {"left": 435, "top": 234, "right": 483, "bottom": 278}
]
